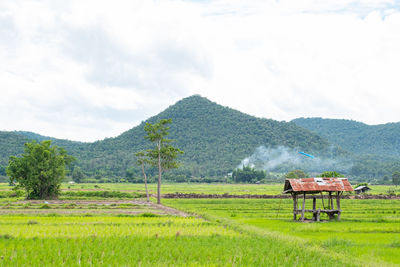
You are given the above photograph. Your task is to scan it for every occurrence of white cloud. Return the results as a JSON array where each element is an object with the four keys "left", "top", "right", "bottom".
[{"left": 0, "top": 0, "right": 400, "bottom": 141}]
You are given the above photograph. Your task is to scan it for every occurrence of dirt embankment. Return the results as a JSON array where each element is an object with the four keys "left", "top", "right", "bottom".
[{"left": 162, "top": 193, "right": 400, "bottom": 199}]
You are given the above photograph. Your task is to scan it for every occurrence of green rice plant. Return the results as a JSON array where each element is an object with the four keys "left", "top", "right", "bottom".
[{"left": 322, "top": 237, "right": 355, "bottom": 248}]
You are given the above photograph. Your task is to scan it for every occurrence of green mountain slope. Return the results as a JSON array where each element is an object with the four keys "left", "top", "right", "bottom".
[
  {"left": 292, "top": 118, "right": 400, "bottom": 157},
  {"left": 1, "top": 95, "right": 335, "bottom": 180}
]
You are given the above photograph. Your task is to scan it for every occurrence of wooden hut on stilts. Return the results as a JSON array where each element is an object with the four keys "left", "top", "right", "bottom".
[{"left": 283, "top": 178, "right": 353, "bottom": 222}]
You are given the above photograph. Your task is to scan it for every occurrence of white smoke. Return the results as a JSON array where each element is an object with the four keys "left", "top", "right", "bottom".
[{"left": 238, "top": 146, "right": 352, "bottom": 174}]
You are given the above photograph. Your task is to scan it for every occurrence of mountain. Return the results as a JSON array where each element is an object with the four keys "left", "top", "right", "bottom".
[
  {"left": 0, "top": 95, "right": 335, "bottom": 181},
  {"left": 292, "top": 118, "right": 400, "bottom": 158}
]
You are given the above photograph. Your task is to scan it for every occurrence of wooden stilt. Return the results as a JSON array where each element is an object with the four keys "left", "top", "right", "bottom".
[
  {"left": 293, "top": 193, "right": 297, "bottom": 221},
  {"left": 336, "top": 191, "right": 341, "bottom": 220},
  {"left": 312, "top": 197, "right": 317, "bottom": 221},
  {"left": 301, "top": 193, "right": 306, "bottom": 221}
]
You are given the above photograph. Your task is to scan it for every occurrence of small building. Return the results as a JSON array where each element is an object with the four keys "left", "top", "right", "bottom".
[
  {"left": 283, "top": 178, "right": 353, "bottom": 221},
  {"left": 354, "top": 185, "right": 371, "bottom": 194}
]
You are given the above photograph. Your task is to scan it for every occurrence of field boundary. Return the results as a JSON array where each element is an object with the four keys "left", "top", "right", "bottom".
[{"left": 162, "top": 193, "right": 400, "bottom": 199}]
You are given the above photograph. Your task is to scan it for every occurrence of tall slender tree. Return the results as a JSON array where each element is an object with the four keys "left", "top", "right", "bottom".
[
  {"left": 144, "top": 119, "right": 183, "bottom": 204},
  {"left": 135, "top": 150, "right": 150, "bottom": 202},
  {"left": 393, "top": 171, "right": 400, "bottom": 186}
]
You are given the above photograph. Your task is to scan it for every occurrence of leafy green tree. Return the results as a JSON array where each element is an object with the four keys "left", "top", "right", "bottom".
[
  {"left": 6, "top": 140, "right": 75, "bottom": 199},
  {"left": 232, "top": 166, "right": 266, "bottom": 183},
  {"left": 135, "top": 151, "right": 151, "bottom": 202},
  {"left": 393, "top": 171, "right": 400, "bottom": 186},
  {"left": 285, "top": 169, "right": 308, "bottom": 179},
  {"left": 319, "top": 171, "right": 344, "bottom": 178},
  {"left": 0, "top": 165, "right": 5, "bottom": 176},
  {"left": 144, "top": 119, "right": 183, "bottom": 204},
  {"left": 72, "top": 167, "right": 85, "bottom": 183}
]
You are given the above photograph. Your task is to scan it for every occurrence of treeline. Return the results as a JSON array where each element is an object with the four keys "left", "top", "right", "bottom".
[{"left": 293, "top": 117, "right": 400, "bottom": 157}]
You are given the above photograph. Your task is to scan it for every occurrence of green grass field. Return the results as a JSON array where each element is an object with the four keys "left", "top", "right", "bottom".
[
  {"left": 0, "top": 183, "right": 399, "bottom": 266},
  {"left": 1, "top": 183, "right": 399, "bottom": 196},
  {"left": 164, "top": 198, "right": 400, "bottom": 266}
]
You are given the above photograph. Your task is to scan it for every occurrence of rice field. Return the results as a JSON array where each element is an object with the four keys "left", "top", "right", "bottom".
[
  {"left": 0, "top": 183, "right": 399, "bottom": 266},
  {"left": 164, "top": 198, "right": 400, "bottom": 266},
  {"left": 1, "top": 183, "right": 399, "bottom": 196}
]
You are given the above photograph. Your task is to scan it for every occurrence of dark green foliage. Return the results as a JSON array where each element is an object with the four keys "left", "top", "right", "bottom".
[
  {"left": 319, "top": 171, "right": 344, "bottom": 178},
  {"left": 6, "top": 140, "right": 75, "bottom": 199},
  {"left": 393, "top": 171, "right": 400, "bottom": 186},
  {"left": 232, "top": 166, "right": 266, "bottom": 183},
  {"left": 0, "top": 165, "right": 6, "bottom": 176},
  {"left": 72, "top": 167, "right": 85, "bottom": 183},
  {"left": 0, "top": 190, "right": 25, "bottom": 198},
  {"left": 285, "top": 169, "right": 308, "bottom": 179}
]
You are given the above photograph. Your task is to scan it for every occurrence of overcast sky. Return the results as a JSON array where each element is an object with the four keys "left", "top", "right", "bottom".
[{"left": 1, "top": 0, "right": 400, "bottom": 142}]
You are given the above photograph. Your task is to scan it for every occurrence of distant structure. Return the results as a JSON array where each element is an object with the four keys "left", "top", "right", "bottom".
[
  {"left": 283, "top": 178, "right": 353, "bottom": 221},
  {"left": 354, "top": 185, "right": 371, "bottom": 194}
]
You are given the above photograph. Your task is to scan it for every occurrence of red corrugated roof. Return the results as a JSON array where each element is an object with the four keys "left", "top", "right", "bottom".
[{"left": 283, "top": 178, "right": 353, "bottom": 193}]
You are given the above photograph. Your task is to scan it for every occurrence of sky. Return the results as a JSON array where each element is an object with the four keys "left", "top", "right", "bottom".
[{"left": 1, "top": 0, "right": 400, "bottom": 142}]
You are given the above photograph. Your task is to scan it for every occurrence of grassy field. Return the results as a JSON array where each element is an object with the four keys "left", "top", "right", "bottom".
[
  {"left": 0, "top": 202, "right": 354, "bottom": 266},
  {"left": 0, "top": 183, "right": 399, "bottom": 196},
  {"left": 0, "top": 183, "right": 399, "bottom": 266},
  {"left": 164, "top": 198, "right": 400, "bottom": 266}
]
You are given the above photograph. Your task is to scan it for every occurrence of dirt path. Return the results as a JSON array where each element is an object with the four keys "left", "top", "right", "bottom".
[{"left": 11, "top": 199, "right": 191, "bottom": 217}]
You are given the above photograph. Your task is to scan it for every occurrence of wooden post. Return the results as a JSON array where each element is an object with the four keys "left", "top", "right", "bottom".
[
  {"left": 312, "top": 197, "right": 316, "bottom": 221},
  {"left": 316, "top": 209, "right": 321, "bottom": 222},
  {"left": 301, "top": 192, "right": 306, "bottom": 221},
  {"left": 336, "top": 191, "right": 341, "bottom": 220},
  {"left": 293, "top": 193, "right": 297, "bottom": 221}
]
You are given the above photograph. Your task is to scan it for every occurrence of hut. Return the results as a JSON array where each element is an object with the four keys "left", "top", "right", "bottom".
[
  {"left": 283, "top": 178, "right": 353, "bottom": 221},
  {"left": 354, "top": 185, "right": 371, "bottom": 194}
]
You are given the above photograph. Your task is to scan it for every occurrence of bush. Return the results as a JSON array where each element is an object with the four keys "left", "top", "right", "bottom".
[{"left": 39, "top": 204, "right": 51, "bottom": 209}]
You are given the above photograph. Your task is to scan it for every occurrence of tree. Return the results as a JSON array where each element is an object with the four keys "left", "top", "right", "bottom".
[
  {"left": 135, "top": 151, "right": 151, "bottom": 202},
  {"left": 232, "top": 166, "right": 266, "bottom": 183},
  {"left": 6, "top": 140, "right": 75, "bottom": 199},
  {"left": 144, "top": 119, "right": 183, "bottom": 204},
  {"left": 393, "top": 171, "right": 400, "bottom": 186},
  {"left": 319, "top": 171, "right": 344, "bottom": 178},
  {"left": 285, "top": 169, "right": 308, "bottom": 179},
  {"left": 0, "top": 165, "right": 6, "bottom": 176},
  {"left": 72, "top": 167, "right": 85, "bottom": 183}
]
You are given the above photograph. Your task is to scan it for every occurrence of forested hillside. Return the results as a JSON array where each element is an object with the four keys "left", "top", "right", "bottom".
[
  {"left": 292, "top": 118, "right": 400, "bottom": 181},
  {"left": 292, "top": 118, "right": 400, "bottom": 157},
  {"left": 1, "top": 95, "right": 335, "bottom": 181}
]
